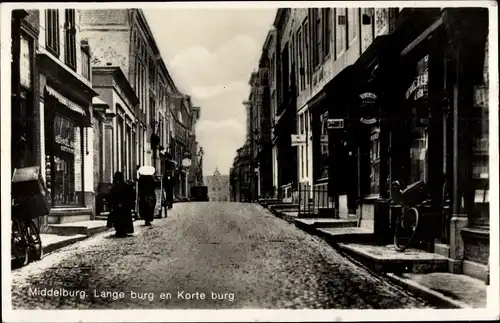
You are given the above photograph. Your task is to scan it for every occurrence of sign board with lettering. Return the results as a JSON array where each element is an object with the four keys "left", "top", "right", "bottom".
[
  {"left": 359, "top": 92, "right": 378, "bottom": 125},
  {"left": 327, "top": 119, "right": 344, "bottom": 129},
  {"left": 291, "top": 134, "right": 306, "bottom": 146}
]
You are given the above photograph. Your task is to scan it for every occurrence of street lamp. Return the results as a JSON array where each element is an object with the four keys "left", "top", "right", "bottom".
[{"left": 182, "top": 157, "right": 192, "bottom": 198}]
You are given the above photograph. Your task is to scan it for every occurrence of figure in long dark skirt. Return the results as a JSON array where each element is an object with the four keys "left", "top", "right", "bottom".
[
  {"left": 138, "top": 174, "right": 156, "bottom": 226},
  {"left": 109, "top": 171, "right": 135, "bottom": 237}
]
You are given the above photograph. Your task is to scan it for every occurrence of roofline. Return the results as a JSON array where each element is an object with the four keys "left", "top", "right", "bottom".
[
  {"left": 272, "top": 8, "right": 287, "bottom": 28},
  {"left": 92, "top": 66, "right": 140, "bottom": 106},
  {"left": 136, "top": 9, "right": 179, "bottom": 93}
]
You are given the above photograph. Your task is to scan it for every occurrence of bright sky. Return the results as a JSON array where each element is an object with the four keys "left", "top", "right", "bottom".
[{"left": 143, "top": 9, "right": 276, "bottom": 176}]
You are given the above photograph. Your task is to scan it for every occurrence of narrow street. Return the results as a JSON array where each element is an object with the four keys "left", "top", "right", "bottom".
[{"left": 11, "top": 202, "right": 431, "bottom": 309}]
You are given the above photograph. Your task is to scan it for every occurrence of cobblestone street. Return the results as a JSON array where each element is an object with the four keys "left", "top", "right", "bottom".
[{"left": 11, "top": 202, "right": 432, "bottom": 309}]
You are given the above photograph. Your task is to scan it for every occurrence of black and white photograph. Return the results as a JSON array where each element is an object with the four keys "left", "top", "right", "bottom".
[{"left": 1, "top": 1, "right": 498, "bottom": 322}]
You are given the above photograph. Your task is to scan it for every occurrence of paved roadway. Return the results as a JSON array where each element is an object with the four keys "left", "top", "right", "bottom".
[{"left": 11, "top": 202, "right": 432, "bottom": 309}]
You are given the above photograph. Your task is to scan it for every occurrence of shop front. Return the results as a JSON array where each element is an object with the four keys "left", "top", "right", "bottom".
[
  {"left": 358, "top": 8, "right": 490, "bottom": 281},
  {"left": 38, "top": 51, "right": 98, "bottom": 226}
]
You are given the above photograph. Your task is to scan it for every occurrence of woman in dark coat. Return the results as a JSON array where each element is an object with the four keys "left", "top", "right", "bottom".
[
  {"left": 109, "top": 171, "right": 135, "bottom": 237},
  {"left": 138, "top": 174, "right": 156, "bottom": 226}
]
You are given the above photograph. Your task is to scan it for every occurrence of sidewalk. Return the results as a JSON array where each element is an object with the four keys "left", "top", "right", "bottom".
[{"left": 261, "top": 201, "right": 488, "bottom": 309}]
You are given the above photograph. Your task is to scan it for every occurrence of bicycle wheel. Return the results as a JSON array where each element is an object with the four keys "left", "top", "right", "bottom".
[
  {"left": 26, "top": 220, "right": 43, "bottom": 261},
  {"left": 393, "top": 207, "right": 420, "bottom": 252},
  {"left": 11, "top": 220, "right": 29, "bottom": 267}
]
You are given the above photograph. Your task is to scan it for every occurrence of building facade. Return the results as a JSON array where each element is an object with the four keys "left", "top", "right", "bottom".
[
  {"left": 245, "top": 7, "right": 490, "bottom": 283},
  {"left": 205, "top": 168, "right": 230, "bottom": 202},
  {"left": 80, "top": 9, "right": 175, "bottom": 174},
  {"left": 91, "top": 66, "right": 139, "bottom": 184},
  {"left": 35, "top": 9, "right": 99, "bottom": 227}
]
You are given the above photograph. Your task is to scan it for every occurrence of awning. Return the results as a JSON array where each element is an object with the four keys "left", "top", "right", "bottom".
[{"left": 46, "top": 85, "right": 87, "bottom": 116}]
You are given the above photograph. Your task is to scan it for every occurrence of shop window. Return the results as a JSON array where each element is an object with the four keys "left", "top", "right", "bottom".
[
  {"left": 471, "top": 41, "right": 489, "bottom": 225},
  {"left": 46, "top": 114, "right": 84, "bottom": 207},
  {"left": 318, "top": 112, "right": 329, "bottom": 180},
  {"left": 409, "top": 127, "right": 428, "bottom": 184},
  {"left": 369, "top": 127, "right": 381, "bottom": 195}
]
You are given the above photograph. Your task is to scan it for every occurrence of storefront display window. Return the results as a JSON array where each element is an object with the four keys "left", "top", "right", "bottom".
[
  {"left": 46, "top": 114, "right": 84, "bottom": 206},
  {"left": 406, "top": 54, "right": 430, "bottom": 185},
  {"left": 369, "top": 127, "right": 381, "bottom": 194},
  {"left": 318, "top": 111, "right": 329, "bottom": 180},
  {"left": 409, "top": 128, "right": 429, "bottom": 184}
]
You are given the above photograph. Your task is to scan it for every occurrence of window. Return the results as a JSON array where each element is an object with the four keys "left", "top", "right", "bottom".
[
  {"left": 45, "top": 114, "right": 84, "bottom": 207},
  {"left": 319, "top": 111, "right": 329, "bottom": 180},
  {"left": 305, "top": 111, "right": 309, "bottom": 177},
  {"left": 81, "top": 47, "right": 90, "bottom": 80},
  {"left": 323, "top": 8, "right": 332, "bottom": 57},
  {"left": 369, "top": 127, "right": 381, "bottom": 195},
  {"left": 303, "top": 19, "right": 310, "bottom": 85},
  {"left": 137, "top": 61, "right": 146, "bottom": 112},
  {"left": 149, "top": 57, "right": 155, "bottom": 86},
  {"left": 45, "top": 9, "right": 60, "bottom": 56},
  {"left": 297, "top": 28, "right": 305, "bottom": 91},
  {"left": 347, "top": 8, "right": 358, "bottom": 45},
  {"left": 64, "top": 9, "right": 77, "bottom": 70},
  {"left": 270, "top": 54, "right": 275, "bottom": 82},
  {"left": 20, "top": 35, "right": 32, "bottom": 89},
  {"left": 314, "top": 9, "right": 322, "bottom": 67},
  {"left": 149, "top": 97, "right": 156, "bottom": 128},
  {"left": 336, "top": 8, "right": 347, "bottom": 56}
]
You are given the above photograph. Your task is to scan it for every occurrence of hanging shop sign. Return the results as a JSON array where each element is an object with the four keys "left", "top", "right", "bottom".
[
  {"left": 359, "top": 92, "right": 378, "bottom": 125},
  {"left": 291, "top": 134, "right": 307, "bottom": 146},
  {"left": 405, "top": 55, "right": 429, "bottom": 101},
  {"left": 327, "top": 119, "right": 344, "bottom": 129}
]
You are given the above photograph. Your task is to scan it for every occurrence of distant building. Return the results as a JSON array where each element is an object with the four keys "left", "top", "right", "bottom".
[{"left": 204, "top": 168, "right": 230, "bottom": 202}]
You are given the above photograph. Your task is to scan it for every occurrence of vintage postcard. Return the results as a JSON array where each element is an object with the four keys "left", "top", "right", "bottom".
[{"left": 1, "top": 1, "right": 498, "bottom": 322}]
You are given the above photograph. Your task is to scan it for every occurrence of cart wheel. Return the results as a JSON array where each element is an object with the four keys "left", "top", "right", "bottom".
[
  {"left": 12, "top": 220, "right": 29, "bottom": 267},
  {"left": 27, "top": 220, "right": 43, "bottom": 261}
]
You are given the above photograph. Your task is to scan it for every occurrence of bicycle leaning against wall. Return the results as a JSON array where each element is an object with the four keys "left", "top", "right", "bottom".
[
  {"left": 11, "top": 166, "right": 48, "bottom": 267},
  {"left": 390, "top": 180, "right": 429, "bottom": 252}
]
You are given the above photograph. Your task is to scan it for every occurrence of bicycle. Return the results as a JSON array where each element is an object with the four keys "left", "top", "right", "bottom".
[
  {"left": 11, "top": 197, "right": 42, "bottom": 267},
  {"left": 391, "top": 180, "right": 428, "bottom": 252}
]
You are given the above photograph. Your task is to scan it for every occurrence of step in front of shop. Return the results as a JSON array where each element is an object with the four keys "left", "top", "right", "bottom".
[
  {"left": 336, "top": 243, "right": 449, "bottom": 274},
  {"left": 294, "top": 218, "right": 358, "bottom": 230},
  {"left": 47, "top": 207, "right": 93, "bottom": 225},
  {"left": 47, "top": 220, "right": 109, "bottom": 237}
]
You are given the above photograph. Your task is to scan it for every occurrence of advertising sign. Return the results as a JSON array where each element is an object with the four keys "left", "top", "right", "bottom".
[
  {"left": 327, "top": 119, "right": 344, "bottom": 129},
  {"left": 359, "top": 92, "right": 378, "bottom": 125},
  {"left": 291, "top": 134, "right": 306, "bottom": 146}
]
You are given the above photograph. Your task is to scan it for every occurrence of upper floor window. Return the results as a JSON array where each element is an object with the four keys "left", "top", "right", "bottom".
[
  {"left": 46, "top": 10, "right": 60, "bottom": 57},
  {"left": 314, "top": 9, "right": 322, "bottom": 67},
  {"left": 81, "top": 46, "right": 90, "bottom": 80},
  {"left": 149, "top": 58, "right": 155, "bottom": 86},
  {"left": 64, "top": 9, "right": 77, "bottom": 70},
  {"left": 347, "top": 8, "right": 359, "bottom": 46},
  {"left": 336, "top": 8, "right": 347, "bottom": 56},
  {"left": 323, "top": 8, "right": 332, "bottom": 57}
]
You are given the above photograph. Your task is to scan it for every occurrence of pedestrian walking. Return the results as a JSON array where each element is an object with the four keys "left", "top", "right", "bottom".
[
  {"left": 137, "top": 166, "right": 156, "bottom": 226},
  {"left": 109, "top": 171, "right": 135, "bottom": 237}
]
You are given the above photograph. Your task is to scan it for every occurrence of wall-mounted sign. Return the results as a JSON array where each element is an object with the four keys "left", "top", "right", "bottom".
[
  {"left": 291, "top": 134, "right": 306, "bottom": 146},
  {"left": 359, "top": 92, "right": 378, "bottom": 125},
  {"left": 327, "top": 119, "right": 344, "bottom": 129}
]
